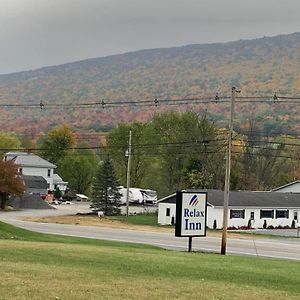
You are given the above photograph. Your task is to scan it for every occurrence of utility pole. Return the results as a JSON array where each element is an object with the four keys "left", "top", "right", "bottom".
[
  {"left": 126, "top": 128, "right": 132, "bottom": 217},
  {"left": 221, "top": 86, "right": 240, "bottom": 255}
]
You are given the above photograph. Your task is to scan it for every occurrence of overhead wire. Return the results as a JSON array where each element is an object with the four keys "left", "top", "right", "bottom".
[{"left": 1, "top": 94, "right": 300, "bottom": 109}]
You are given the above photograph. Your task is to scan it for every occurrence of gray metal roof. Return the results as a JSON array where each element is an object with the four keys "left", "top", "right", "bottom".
[
  {"left": 158, "top": 189, "right": 300, "bottom": 208},
  {"left": 22, "top": 175, "right": 48, "bottom": 189},
  {"left": 53, "top": 173, "right": 67, "bottom": 184},
  {"left": 5, "top": 152, "right": 56, "bottom": 168}
]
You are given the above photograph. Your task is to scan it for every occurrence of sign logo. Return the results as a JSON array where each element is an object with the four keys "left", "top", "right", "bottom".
[{"left": 189, "top": 194, "right": 199, "bottom": 206}]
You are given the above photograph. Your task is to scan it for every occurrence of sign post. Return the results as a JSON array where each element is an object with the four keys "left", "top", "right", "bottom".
[{"left": 175, "top": 191, "right": 207, "bottom": 252}]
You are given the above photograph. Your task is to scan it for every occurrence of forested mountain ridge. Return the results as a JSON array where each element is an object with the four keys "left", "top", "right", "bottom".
[{"left": 1, "top": 32, "right": 300, "bottom": 138}]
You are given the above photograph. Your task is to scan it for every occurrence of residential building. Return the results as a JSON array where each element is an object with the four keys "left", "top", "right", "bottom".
[
  {"left": 4, "top": 152, "right": 67, "bottom": 192},
  {"left": 53, "top": 174, "right": 68, "bottom": 193},
  {"left": 158, "top": 189, "right": 300, "bottom": 229},
  {"left": 272, "top": 180, "right": 300, "bottom": 193}
]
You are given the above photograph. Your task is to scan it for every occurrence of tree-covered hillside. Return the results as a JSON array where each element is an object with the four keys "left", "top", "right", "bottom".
[{"left": 1, "top": 32, "right": 300, "bottom": 138}]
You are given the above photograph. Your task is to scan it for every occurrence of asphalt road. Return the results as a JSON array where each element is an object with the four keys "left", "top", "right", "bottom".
[{"left": 1, "top": 204, "right": 300, "bottom": 261}]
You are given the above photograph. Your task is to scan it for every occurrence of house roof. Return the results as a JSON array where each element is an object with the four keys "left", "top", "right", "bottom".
[
  {"left": 5, "top": 152, "right": 56, "bottom": 169},
  {"left": 53, "top": 173, "right": 67, "bottom": 184},
  {"left": 158, "top": 189, "right": 300, "bottom": 208},
  {"left": 22, "top": 175, "right": 48, "bottom": 190},
  {"left": 271, "top": 180, "right": 300, "bottom": 191}
]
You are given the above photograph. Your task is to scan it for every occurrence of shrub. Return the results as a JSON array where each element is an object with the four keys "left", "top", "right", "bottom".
[
  {"left": 213, "top": 220, "right": 217, "bottom": 230},
  {"left": 263, "top": 220, "right": 267, "bottom": 229},
  {"left": 291, "top": 220, "right": 296, "bottom": 229},
  {"left": 247, "top": 219, "right": 252, "bottom": 229},
  {"left": 227, "top": 226, "right": 237, "bottom": 230},
  {"left": 238, "top": 226, "right": 250, "bottom": 230},
  {"left": 54, "top": 187, "right": 62, "bottom": 199},
  {"left": 267, "top": 225, "right": 274, "bottom": 229}
]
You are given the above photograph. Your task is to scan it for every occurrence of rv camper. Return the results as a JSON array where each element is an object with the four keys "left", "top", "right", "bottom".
[{"left": 119, "top": 187, "right": 157, "bottom": 205}]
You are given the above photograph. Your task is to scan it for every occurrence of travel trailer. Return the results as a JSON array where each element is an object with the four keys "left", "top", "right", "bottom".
[{"left": 119, "top": 187, "right": 157, "bottom": 205}]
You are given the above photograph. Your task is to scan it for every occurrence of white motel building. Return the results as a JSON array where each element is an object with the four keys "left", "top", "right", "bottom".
[{"left": 158, "top": 189, "right": 300, "bottom": 229}]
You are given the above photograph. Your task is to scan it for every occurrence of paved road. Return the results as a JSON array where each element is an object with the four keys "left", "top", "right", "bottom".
[
  {"left": 1, "top": 205, "right": 300, "bottom": 261},
  {"left": 248, "top": 228, "right": 300, "bottom": 238}
]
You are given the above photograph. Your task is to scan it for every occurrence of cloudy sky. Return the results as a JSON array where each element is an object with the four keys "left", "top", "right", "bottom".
[{"left": 1, "top": 0, "right": 300, "bottom": 74}]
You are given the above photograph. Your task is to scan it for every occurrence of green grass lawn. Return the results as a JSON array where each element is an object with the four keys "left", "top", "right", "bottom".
[
  {"left": 108, "top": 213, "right": 291, "bottom": 238},
  {"left": 1, "top": 221, "right": 300, "bottom": 300},
  {"left": 108, "top": 212, "right": 160, "bottom": 227}
]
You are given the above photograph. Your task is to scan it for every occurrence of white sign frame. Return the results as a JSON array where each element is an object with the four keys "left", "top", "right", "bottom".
[{"left": 175, "top": 191, "right": 207, "bottom": 237}]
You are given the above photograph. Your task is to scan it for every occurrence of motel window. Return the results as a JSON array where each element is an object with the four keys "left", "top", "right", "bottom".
[
  {"left": 260, "top": 210, "right": 274, "bottom": 219},
  {"left": 166, "top": 208, "right": 170, "bottom": 217},
  {"left": 48, "top": 169, "right": 51, "bottom": 177},
  {"left": 276, "top": 210, "right": 289, "bottom": 219},
  {"left": 230, "top": 209, "right": 245, "bottom": 219}
]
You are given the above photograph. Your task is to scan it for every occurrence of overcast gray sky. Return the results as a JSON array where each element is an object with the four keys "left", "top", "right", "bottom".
[{"left": 1, "top": 0, "right": 300, "bottom": 74}]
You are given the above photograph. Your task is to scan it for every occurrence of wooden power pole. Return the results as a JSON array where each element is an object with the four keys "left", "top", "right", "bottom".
[
  {"left": 221, "top": 86, "right": 240, "bottom": 255},
  {"left": 126, "top": 129, "right": 132, "bottom": 217}
]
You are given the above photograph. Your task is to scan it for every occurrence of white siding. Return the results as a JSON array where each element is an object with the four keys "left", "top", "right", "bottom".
[
  {"left": 207, "top": 206, "right": 223, "bottom": 229},
  {"left": 158, "top": 203, "right": 299, "bottom": 229},
  {"left": 207, "top": 207, "right": 299, "bottom": 229},
  {"left": 158, "top": 203, "right": 176, "bottom": 225},
  {"left": 274, "top": 182, "right": 300, "bottom": 193}
]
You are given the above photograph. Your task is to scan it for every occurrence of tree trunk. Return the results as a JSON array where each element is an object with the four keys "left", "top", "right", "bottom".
[{"left": 0, "top": 192, "right": 8, "bottom": 210}]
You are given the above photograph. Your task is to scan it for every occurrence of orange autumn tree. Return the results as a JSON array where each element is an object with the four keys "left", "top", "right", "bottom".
[{"left": 0, "top": 160, "right": 26, "bottom": 209}]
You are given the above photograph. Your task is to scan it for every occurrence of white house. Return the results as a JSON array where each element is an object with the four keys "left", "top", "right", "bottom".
[
  {"left": 4, "top": 152, "right": 67, "bottom": 192},
  {"left": 272, "top": 180, "right": 300, "bottom": 193},
  {"left": 158, "top": 189, "right": 300, "bottom": 229},
  {"left": 53, "top": 174, "right": 68, "bottom": 193}
]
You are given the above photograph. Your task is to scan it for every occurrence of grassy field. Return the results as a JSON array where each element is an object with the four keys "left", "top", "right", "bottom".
[
  {"left": 107, "top": 213, "right": 159, "bottom": 226},
  {"left": 26, "top": 213, "right": 283, "bottom": 239},
  {"left": 25, "top": 213, "right": 173, "bottom": 233},
  {"left": 1, "top": 221, "right": 300, "bottom": 299}
]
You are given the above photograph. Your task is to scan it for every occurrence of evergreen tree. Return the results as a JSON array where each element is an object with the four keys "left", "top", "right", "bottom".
[
  {"left": 91, "top": 157, "right": 121, "bottom": 215},
  {"left": 54, "top": 187, "right": 62, "bottom": 199}
]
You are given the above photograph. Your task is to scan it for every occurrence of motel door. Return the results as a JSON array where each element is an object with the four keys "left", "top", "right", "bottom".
[{"left": 294, "top": 210, "right": 298, "bottom": 223}]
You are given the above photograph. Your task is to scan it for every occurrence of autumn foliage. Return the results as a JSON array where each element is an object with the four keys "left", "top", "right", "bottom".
[
  {"left": 0, "top": 160, "right": 26, "bottom": 209},
  {"left": 1, "top": 33, "right": 300, "bottom": 138}
]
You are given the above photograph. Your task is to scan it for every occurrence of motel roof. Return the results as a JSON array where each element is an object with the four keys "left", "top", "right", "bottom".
[{"left": 158, "top": 189, "right": 300, "bottom": 208}]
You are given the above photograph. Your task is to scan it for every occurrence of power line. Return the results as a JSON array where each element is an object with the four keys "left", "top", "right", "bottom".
[
  {"left": 0, "top": 138, "right": 226, "bottom": 153},
  {"left": 1, "top": 94, "right": 300, "bottom": 109}
]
